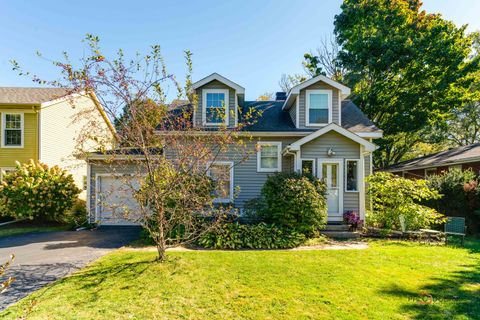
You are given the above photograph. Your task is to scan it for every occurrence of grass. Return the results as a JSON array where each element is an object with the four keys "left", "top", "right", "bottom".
[
  {"left": 2, "top": 239, "right": 480, "bottom": 320},
  {"left": 0, "top": 223, "right": 68, "bottom": 239}
]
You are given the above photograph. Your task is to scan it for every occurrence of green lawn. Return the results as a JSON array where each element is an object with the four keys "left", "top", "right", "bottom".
[
  {"left": 2, "top": 239, "right": 479, "bottom": 320},
  {"left": 0, "top": 224, "right": 68, "bottom": 239}
]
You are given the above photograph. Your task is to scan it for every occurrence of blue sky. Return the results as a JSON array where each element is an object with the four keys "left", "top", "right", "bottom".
[{"left": 2, "top": 0, "right": 480, "bottom": 101}]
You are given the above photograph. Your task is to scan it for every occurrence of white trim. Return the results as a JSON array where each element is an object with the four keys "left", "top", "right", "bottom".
[
  {"left": 289, "top": 123, "right": 377, "bottom": 152},
  {"left": 317, "top": 158, "right": 343, "bottom": 218},
  {"left": 207, "top": 161, "right": 234, "bottom": 203},
  {"left": 0, "top": 167, "right": 15, "bottom": 181},
  {"left": 86, "top": 163, "right": 91, "bottom": 217},
  {"left": 192, "top": 73, "right": 245, "bottom": 94},
  {"left": 1, "top": 112, "right": 24, "bottom": 148},
  {"left": 344, "top": 158, "right": 360, "bottom": 193},
  {"left": 154, "top": 129, "right": 383, "bottom": 138},
  {"left": 305, "top": 89, "right": 332, "bottom": 127},
  {"left": 356, "top": 132, "right": 383, "bottom": 139},
  {"left": 295, "top": 96, "right": 299, "bottom": 128},
  {"left": 202, "top": 89, "right": 229, "bottom": 126},
  {"left": 359, "top": 146, "right": 366, "bottom": 221},
  {"left": 300, "top": 158, "right": 316, "bottom": 176},
  {"left": 257, "top": 141, "right": 282, "bottom": 172}
]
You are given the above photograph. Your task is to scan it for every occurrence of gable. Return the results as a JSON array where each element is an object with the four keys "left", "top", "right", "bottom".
[{"left": 289, "top": 123, "right": 377, "bottom": 152}]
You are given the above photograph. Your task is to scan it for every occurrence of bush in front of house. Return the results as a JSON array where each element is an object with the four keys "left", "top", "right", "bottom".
[
  {"left": 258, "top": 172, "right": 328, "bottom": 235},
  {"left": 366, "top": 172, "right": 443, "bottom": 230},
  {"left": 0, "top": 160, "right": 81, "bottom": 222},
  {"left": 197, "top": 222, "right": 306, "bottom": 249},
  {"left": 427, "top": 168, "right": 480, "bottom": 234}
]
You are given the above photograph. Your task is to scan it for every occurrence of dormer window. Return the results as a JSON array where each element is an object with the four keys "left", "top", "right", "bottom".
[
  {"left": 306, "top": 89, "right": 332, "bottom": 126},
  {"left": 202, "top": 89, "right": 229, "bottom": 125}
]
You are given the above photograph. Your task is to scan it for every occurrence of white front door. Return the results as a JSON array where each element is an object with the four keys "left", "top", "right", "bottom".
[{"left": 318, "top": 159, "right": 343, "bottom": 221}]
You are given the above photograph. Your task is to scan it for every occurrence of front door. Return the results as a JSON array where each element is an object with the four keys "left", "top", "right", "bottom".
[{"left": 318, "top": 159, "right": 343, "bottom": 221}]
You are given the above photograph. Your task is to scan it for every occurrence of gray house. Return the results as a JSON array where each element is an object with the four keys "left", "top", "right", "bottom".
[{"left": 87, "top": 73, "right": 382, "bottom": 225}]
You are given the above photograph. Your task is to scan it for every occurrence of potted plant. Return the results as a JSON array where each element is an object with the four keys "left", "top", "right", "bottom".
[{"left": 343, "top": 210, "right": 362, "bottom": 231}]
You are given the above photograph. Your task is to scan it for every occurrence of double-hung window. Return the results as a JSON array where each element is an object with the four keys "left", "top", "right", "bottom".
[
  {"left": 203, "top": 89, "right": 229, "bottom": 125},
  {"left": 306, "top": 89, "right": 332, "bottom": 126},
  {"left": 208, "top": 162, "right": 234, "bottom": 203},
  {"left": 257, "top": 142, "right": 282, "bottom": 172},
  {"left": 2, "top": 113, "right": 24, "bottom": 148},
  {"left": 345, "top": 159, "right": 359, "bottom": 192}
]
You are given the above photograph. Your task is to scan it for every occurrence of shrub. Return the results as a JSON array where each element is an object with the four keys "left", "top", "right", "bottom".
[
  {"left": 428, "top": 168, "right": 480, "bottom": 234},
  {"left": 197, "top": 222, "right": 306, "bottom": 249},
  {"left": 366, "top": 172, "right": 443, "bottom": 230},
  {"left": 62, "top": 199, "right": 88, "bottom": 227},
  {"left": 260, "top": 172, "right": 327, "bottom": 235},
  {"left": 0, "top": 161, "right": 81, "bottom": 222}
]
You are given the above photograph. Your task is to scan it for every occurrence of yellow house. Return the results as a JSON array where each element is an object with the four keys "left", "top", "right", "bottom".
[{"left": 0, "top": 87, "right": 115, "bottom": 195}]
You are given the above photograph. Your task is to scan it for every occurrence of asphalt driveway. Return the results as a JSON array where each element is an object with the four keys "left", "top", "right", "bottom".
[{"left": 0, "top": 227, "right": 140, "bottom": 310}]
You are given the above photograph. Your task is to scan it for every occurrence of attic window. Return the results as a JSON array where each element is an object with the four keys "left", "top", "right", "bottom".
[
  {"left": 203, "top": 89, "right": 229, "bottom": 125},
  {"left": 306, "top": 89, "right": 332, "bottom": 126}
]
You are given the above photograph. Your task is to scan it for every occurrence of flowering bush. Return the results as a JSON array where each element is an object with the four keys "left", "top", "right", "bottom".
[
  {"left": 343, "top": 210, "right": 362, "bottom": 230},
  {"left": 0, "top": 161, "right": 81, "bottom": 222}
]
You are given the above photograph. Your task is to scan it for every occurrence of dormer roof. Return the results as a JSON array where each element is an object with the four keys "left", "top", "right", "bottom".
[
  {"left": 191, "top": 73, "right": 245, "bottom": 94},
  {"left": 282, "top": 75, "right": 351, "bottom": 110}
]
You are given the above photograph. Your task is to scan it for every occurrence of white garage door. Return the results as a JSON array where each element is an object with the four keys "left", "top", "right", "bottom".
[{"left": 96, "top": 175, "right": 142, "bottom": 225}]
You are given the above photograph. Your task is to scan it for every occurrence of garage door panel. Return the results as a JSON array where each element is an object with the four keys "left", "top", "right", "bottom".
[{"left": 97, "top": 175, "right": 142, "bottom": 225}]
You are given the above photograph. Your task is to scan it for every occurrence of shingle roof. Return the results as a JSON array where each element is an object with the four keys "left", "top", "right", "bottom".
[
  {"left": 0, "top": 87, "right": 70, "bottom": 105},
  {"left": 242, "top": 99, "right": 381, "bottom": 133},
  {"left": 384, "top": 143, "right": 480, "bottom": 171}
]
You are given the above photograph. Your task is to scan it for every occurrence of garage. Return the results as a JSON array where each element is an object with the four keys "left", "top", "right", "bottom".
[{"left": 95, "top": 174, "right": 142, "bottom": 226}]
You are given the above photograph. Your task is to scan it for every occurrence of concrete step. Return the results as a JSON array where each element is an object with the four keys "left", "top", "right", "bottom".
[
  {"left": 320, "top": 230, "right": 361, "bottom": 239},
  {"left": 324, "top": 224, "right": 350, "bottom": 231}
]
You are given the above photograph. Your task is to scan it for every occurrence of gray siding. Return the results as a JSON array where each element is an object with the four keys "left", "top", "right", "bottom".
[
  {"left": 194, "top": 80, "right": 236, "bottom": 128},
  {"left": 226, "top": 137, "right": 298, "bottom": 207},
  {"left": 298, "top": 81, "right": 340, "bottom": 129},
  {"left": 365, "top": 153, "right": 372, "bottom": 210},
  {"left": 301, "top": 131, "right": 360, "bottom": 213}
]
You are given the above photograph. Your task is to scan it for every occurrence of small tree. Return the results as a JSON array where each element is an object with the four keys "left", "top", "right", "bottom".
[
  {"left": 0, "top": 161, "right": 81, "bottom": 222},
  {"left": 12, "top": 35, "right": 256, "bottom": 261},
  {"left": 366, "top": 172, "right": 443, "bottom": 230}
]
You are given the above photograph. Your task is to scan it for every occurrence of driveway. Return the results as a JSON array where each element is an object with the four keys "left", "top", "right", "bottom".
[{"left": 0, "top": 227, "right": 140, "bottom": 310}]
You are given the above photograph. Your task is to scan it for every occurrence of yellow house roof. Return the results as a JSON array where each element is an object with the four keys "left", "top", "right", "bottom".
[{"left": 0, "top": 87, "right": 69, "bottom": 105}]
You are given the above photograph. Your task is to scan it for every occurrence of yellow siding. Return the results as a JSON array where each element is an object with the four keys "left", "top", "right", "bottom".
[{"left": 0, "top": 107, "right": 38, "bottom": 168}]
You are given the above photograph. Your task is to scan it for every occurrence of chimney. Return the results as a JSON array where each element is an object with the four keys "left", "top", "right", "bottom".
[{"left": 275, "top": 92, "right": 287, "bottom": 101}]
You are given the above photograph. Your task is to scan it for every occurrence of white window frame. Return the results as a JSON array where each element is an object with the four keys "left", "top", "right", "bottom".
[
  {"left": 305, "top": 89, "right": 332, "bottom": 127},
  {"left": 425, "top": 168, "right": 437, "bottom": 177},
  {"left": 0, "top": 167, "right": 15, "bottom": 181},
  {"left": 345, "top": 159, "right": 360, "bottom": 193},
  {"left": 207, "top": 161, "right": 234, "bottom": 203},
  {"left": 256, "top": 141, "right": 282, "bottom": 173},
  {"left": 1, "top": 112, "right": 24, "bottom": 148},
  {"left": 202, "top": 89, "right": 229, "bottom": 126},
  {"left": 300, "top": 158, "right": 316, "bottom": 176}
]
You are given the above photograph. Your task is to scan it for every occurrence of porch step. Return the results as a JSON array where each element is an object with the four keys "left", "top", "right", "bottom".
[
  {"left": 324, "top": 224, "right": 350, "bottom": 231},
  {"left": 320, "top": 230, "right": 361, "bottom": 239}
]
